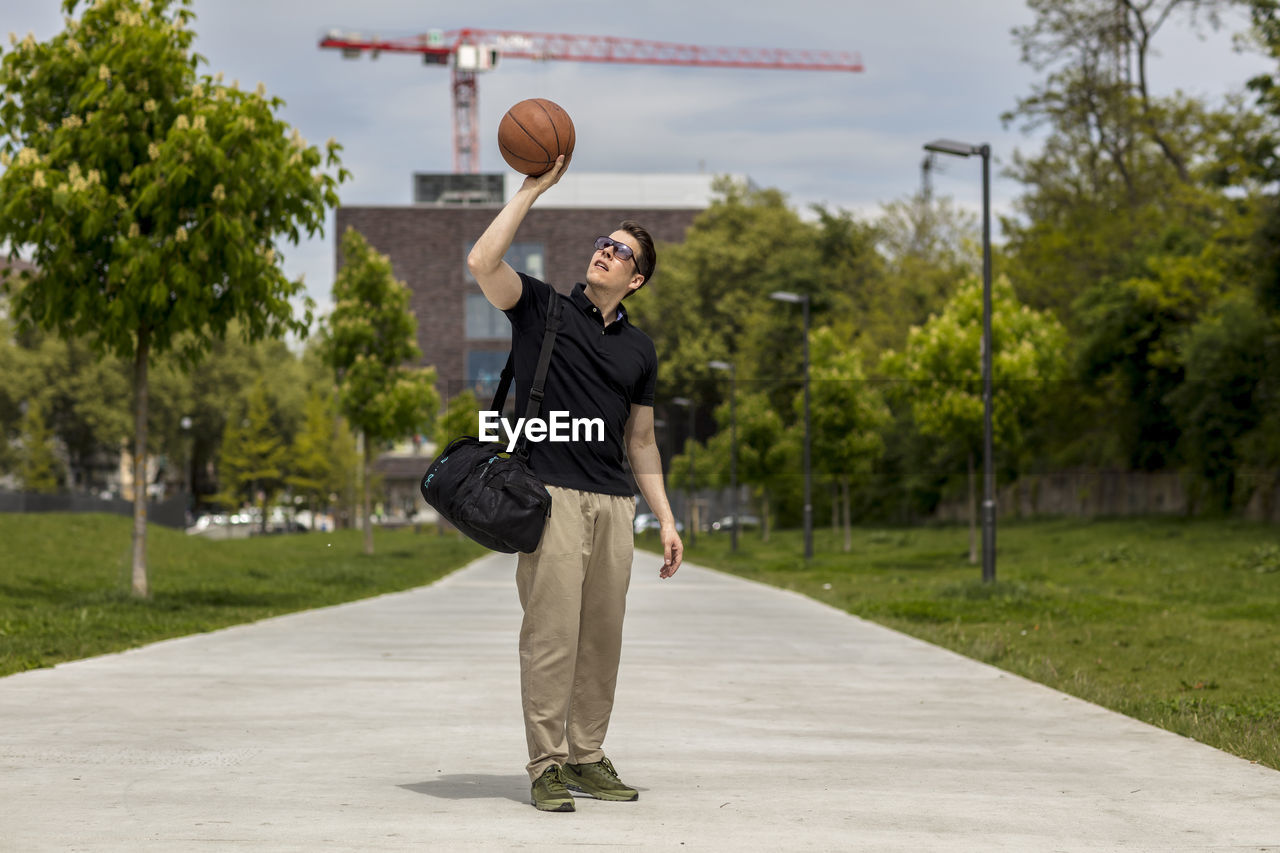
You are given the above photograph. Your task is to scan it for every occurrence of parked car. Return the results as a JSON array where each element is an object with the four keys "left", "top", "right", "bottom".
[
  {"left": 633, "top": 513, "right": 684, "bottom": 535},
  {"left": 711, "top": 514, "right": 761, "bottom": 531}
]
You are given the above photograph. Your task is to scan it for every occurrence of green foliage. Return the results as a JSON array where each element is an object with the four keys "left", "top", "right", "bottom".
[
  {"left": 434, "top": 389, "right": 481, "bottom": 449},
  {"left": 1002, "top": 0, "right": 1268, "bottom": 324},
  {"left": 883, "top": 274, "right": 1067, "bottom": 461},
  {"left": 322, "top": 227, "right": 439, "bottom": 553},
  {"left": 806, "top": 326, "right": 889, "bottom": 479},
  {"left": 18, "top": 398, "right": 63, "bottom": 493},
  {"left": 0, "top": 0, "right": 346, "bottom": 359},
  {"left": 1167, "top": 293, "right": 1280, "bottom": 510},
  {"left": 730, "top": 390, "right": 799, "bottom": 538},
  {"left": 152, "top": 329, "right": 305, "bottom": 505},
  {"left": 216, "top": 379, "right": 286, "bottom": 526},
  {"left": 287, "top": 390, "right": 357, "bottom": 515},
  {"left": 855, "top": 194, "right": 979, "bottom": 355},
  {"left": 322, "top": 227, "right": 439, "bottom": 445},
  {"left": 626, "top": 178, "right": 820, "bottom": 404},
  {"left": 0, "top": 0, "right": 347, "bottom": 594},
  {"left": 667, "top": 437, "right": 722, "bottom": 492}
]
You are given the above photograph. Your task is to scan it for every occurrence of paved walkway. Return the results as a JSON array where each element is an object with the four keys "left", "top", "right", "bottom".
[{"left": 2, "top": 552, "right": 1279, "bottom": 851}]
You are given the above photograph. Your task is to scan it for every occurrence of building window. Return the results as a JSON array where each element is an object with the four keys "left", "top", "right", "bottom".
[
  {"left": 464, "top": 241, "right": 545, "bottom": 282},
  {"left": 466, "top": 349, "right": 509, "bottom": 398},
  {"left": 465, "top": 293, "right": 507, "bottom": 340}
]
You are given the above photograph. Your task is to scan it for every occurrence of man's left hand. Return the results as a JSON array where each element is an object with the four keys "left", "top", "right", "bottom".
[{"left": 659, "top": 524, "right": 683, "bottom": 579}]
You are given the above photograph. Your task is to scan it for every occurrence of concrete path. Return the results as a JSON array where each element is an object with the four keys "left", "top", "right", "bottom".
[{"left": 2, "top": 552, "right": 1279, "bottom": 852}]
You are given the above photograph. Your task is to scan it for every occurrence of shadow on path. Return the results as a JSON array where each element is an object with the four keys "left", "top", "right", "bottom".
[{"left": 400, "top": 774, "right": 528, "bottom": 804}]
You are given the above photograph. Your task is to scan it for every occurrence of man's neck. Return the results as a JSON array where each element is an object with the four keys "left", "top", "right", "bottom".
[{"left": 584, "top": 283, "right": 623, "bottom": 326}]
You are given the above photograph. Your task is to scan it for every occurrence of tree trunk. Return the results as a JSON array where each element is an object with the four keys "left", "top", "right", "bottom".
[
  {"left": 761, "top": 492, "right": 771, "bottom": 544},
  {"left": 131, "top": 329, "right": 150, "bottom": 598},
  {"left": 841, "top": 475, "right": 852, "bottom": 554},
  {"left": 967, "top": 450, "right": 978, "bottom": 565},
  {"left": 362, "top": 435, "right": 374, "bottom": 555}
]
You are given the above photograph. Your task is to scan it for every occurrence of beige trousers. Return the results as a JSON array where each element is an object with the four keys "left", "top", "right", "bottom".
[{"left": 516, "top": 485, "right": 636, "bottom": 781}]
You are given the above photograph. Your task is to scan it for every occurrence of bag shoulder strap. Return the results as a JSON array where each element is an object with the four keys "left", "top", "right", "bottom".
[{"left": 487, "top": 288, "right": 563, "bottom": 422}]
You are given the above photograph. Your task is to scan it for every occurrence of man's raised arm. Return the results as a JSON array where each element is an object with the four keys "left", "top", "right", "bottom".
[{"left": 466, "top": 155, "right": 568, "bottom": 311}]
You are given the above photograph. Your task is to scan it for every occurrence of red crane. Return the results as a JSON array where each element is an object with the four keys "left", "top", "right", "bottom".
[{"left": 319, "top": 28, "right": 864, "bottom": 174}]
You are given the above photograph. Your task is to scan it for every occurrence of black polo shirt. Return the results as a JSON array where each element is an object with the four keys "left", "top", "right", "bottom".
[{"left": 502, "top": 273, "right": 657, "bottom": 496}]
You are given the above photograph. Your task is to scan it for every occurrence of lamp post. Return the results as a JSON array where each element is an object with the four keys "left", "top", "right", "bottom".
[
  {"left": 179, "top": 415, "right": 193, "bottom": 519},
  {"left": 769, "top": 291, "right": 812, "bottom": 560},
  {"left": 708, "top": 359, "right": 738, "bottom": 553},
  {"left": 671, "top": 396, "right": 696, "bottom": 546},
  {"left": 923, "top": 138, "right": 995, "bottom": 583}
]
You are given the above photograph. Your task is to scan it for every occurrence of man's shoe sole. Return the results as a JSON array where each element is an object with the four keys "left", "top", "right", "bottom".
[
  {"left": 532, "top": 798, "right": 576, "bottom": 812},
  {"left": 563, "top": 781, "right": 638, "bottom": 802}
]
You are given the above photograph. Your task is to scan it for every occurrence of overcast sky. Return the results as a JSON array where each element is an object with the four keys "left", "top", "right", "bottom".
[{"left": 3, "top": 0, "right": 1271, "bottom": 315}]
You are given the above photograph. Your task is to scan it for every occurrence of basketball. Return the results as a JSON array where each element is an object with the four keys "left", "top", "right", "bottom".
[{"left": 498, "top": 98, "right": 575, "bottom": 177}]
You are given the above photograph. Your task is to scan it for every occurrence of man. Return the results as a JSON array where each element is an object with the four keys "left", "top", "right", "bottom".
[{"left": 466, "top": 155, "right": 684, "bottom": 813}]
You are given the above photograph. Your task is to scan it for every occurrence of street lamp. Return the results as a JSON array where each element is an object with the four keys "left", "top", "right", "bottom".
[
  {"left": 708, "top": 359, "right": 738, "bottom": 553},
  {"left": 179, "top": 415, "right": 193, "bottom": 516},
  {"left": 924, "top": 138, "right": 995, "bottom": 583},
  {"left": 769, "top": 291, "right": 813, "bottom": 560},
  {"left": 671, "top": 396, "right": 696, "bottom": 546}
]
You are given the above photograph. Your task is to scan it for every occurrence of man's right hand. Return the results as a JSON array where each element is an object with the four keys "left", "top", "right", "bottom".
[{"left": 521, "top": 155, "right": 569, "bottom": 196}]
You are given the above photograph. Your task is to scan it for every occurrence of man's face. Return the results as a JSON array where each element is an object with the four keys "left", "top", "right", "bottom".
[{"left": 585, "top": 230, "right": 645, "bottom": 297}]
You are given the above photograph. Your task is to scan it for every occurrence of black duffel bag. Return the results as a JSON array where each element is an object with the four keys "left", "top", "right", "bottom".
[{"left": 420, "top": 290, "right": 562, "bottom": 554}]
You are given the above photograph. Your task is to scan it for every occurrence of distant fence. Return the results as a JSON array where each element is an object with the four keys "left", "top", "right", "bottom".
[
  {"left": 0, "top": 491, "right": 188, "bottom": 529},
  {"left": 934, "top": 470, "right": 1280, "bottom": 524}
]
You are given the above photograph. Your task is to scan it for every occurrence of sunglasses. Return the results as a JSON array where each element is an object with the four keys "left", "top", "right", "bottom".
[{"left": 593, "top": 236, "right": 639, "bottom": 269}]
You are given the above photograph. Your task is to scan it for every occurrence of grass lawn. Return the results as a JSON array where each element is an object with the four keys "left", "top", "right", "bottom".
[
  {"left": 641, "top": 516, "right": 1280, "bottom": 770},
  {"left": 0, "top": 514, "right": 486, "bottom": 677}
]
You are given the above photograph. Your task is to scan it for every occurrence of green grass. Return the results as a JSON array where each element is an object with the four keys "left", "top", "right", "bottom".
[
  {"left": 0, "top": 514, "right": 486, "bottom": 677},
  {"left": 641, "top": 517, "right": 1280, "bottom": 770}
]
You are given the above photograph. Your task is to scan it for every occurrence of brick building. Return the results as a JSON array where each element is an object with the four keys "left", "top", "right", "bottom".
[{"left": 334, "top": 172, "right": 728, "bottom": 401}]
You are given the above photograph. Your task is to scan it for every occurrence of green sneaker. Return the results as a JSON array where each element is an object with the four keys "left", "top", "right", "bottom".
[
  {"left": 530, "top": 765, "right": 575, "bottom": 812},
  {"left": 563, "top": 756, "right": 638, "bottom": 802}
]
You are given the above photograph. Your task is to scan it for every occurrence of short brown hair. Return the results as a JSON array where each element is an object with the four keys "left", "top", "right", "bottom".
[{"left": 619, "top": 220, "right": 656, "bottom": 291}]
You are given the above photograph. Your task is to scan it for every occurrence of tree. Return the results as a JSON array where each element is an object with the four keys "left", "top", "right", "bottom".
[
  {"left": 18, "top": 398, "right": 63, "bottom": 493},
  {"left": 0, "top": 0, "right": 346, "bottom": 596},
  {"left": 805, "top": 326, "right": 890, "bottom": 552},
  {"left": 1010, "top": 0, "right": 1234, "bottom": 186},
  {"left": 856, "top": 192, "right": 980, "bottom": 354},
  {"left": 1167, "top": 292, "right": 1278, "bottom": 511},
  {"left": 151, "top": 328, "right": 307, "bottom": 509},
  {"left": 287, "top": 389, "right": 356, "bottom": 523},
  {"left": 217, "top": 379, "right": 286, "bottom": 533},
  {"left": 20, "top": 330, "right": 131, "bottom": 490},
  {"left": 728, "top": 391, "right": 798, "bottom": 543},
  {"left": 322, "top": 227, "right": 439, "bottom": 555},
  {"left": 626, "top": 178, "right": 821, "bottom": 406},
  {"left": 1001, "top": 0, "right": 1267, "bottom": 323},
  {"left": 433, "top": 389, "right": 481, "bottom": 450},
  {"left": 883, "top": 275, "right": 1067, "bottom": 562},
  {"left": 0, "top": 312, "right": 28, "bottom": 476},
  {"left": 666, "top": 436, "right": 723, "bottom": 538}
]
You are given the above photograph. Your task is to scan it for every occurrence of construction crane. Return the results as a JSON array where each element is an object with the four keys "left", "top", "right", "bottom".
[{"left": 319, "top": 28, "right": 864, "bottom": 173}]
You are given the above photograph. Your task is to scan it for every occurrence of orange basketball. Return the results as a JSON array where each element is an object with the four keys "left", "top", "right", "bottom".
[{"left": 497, "top": 98, "right": 575, "bottom": 176}]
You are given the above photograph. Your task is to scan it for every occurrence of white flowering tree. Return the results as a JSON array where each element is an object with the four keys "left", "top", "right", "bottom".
[
  {"left": 883, "top": 275, "right": 1066, "bottom": 562},
  {"left": 0, "top": 0, "right": 347, "bottom": 596}
]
